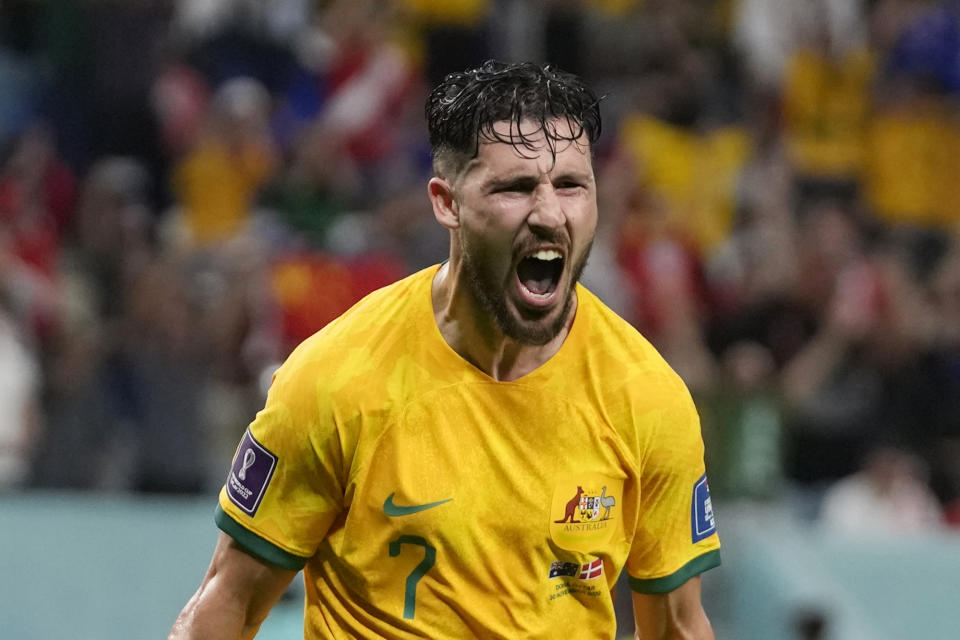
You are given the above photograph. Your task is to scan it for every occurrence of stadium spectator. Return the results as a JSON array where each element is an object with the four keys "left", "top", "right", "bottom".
[
  {"left": 820, "top": 445, "right": 944, "bottom": 535},
  {"left": 170, "top": 76, "right": 277, "bottom": 248},
  {"left": 0, "top": 122, "right": 76, "bottom": 279},
  {"left": 0, "top": 300, "right": 40, "bottom": 488},
  {"left": 115, "top": 256, "right": 210, "bottom": 494},
  {"left": 33, "top": 157, "right": 156, "bottom": 490},
  {"left": 700, "top": 339, "right": 785, "bottom": 501}
]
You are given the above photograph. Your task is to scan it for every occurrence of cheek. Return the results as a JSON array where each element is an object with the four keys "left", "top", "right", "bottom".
[
  {"left": 480, "top": 198, "right": 530, "bottom": 233},
  {"left": 459, "top": 222, "right": 508, "bottom": 267},
  {"left": 459, "top": 227, "right": 521, "bottom": 287},
  {"left": 570, "top": 201, "right": 598, "bottom": 241},
  {"left": 462, "top": 202, "right": 524, "bottom": 247}
]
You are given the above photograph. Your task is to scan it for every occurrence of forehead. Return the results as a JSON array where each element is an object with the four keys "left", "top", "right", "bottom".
[{"left": 465, "top": 118, "right": 593, "bottom": 178}]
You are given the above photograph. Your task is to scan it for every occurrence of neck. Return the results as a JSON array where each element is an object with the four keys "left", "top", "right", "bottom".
[{"left": 431, "top": 261, "right": 574, "bottom": 382}]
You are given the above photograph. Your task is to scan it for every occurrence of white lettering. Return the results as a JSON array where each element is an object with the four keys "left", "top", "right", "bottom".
[{"left": 229, "top": 474, "right": 253, "bottom": 499}]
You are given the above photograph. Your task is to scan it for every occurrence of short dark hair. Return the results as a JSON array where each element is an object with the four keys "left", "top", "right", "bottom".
[{"left": 426, "top": 60, "right": 602, "bottom": 178}]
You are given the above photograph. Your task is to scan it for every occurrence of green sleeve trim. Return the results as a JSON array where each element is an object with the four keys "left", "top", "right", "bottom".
[
  {"left": 215, "top": 505, "right": 310, "bottom": 571},
  {"left": 628, "top": 549, "right": 721, "bottom": 595}
]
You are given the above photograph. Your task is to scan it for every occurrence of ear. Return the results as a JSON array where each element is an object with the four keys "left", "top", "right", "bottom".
[{"left": 428, "top": 177, "right": 460, "bottom": 230}]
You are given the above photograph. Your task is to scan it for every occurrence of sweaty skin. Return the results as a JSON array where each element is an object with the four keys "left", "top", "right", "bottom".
[{"left": 428, "top": 118, "right": 597, "bottom": 381}]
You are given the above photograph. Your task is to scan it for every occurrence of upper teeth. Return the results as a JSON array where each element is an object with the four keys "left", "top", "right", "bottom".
[{"left": 531, "top": 249, "right": 562, "bottom": 261}]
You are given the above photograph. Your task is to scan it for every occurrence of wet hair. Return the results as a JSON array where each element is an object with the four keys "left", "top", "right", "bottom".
[{"left": 426, "top": 60, "right": 603, "bottom": 178}]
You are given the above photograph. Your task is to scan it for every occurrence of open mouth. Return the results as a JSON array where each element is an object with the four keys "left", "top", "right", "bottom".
[{"left": 516, "top": 249, "right": 564, "bottom": 301}]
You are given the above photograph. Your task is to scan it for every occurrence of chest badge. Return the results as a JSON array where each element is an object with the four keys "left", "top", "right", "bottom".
[{"left": 549, "top": 475, "right": 623, "bottom": 552}]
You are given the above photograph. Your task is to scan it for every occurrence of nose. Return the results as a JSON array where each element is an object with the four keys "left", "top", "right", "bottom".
[{"left": 527, "top": 183, "right": 566, "bottom": 231}]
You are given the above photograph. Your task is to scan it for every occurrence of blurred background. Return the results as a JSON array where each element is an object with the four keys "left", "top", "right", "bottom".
[{"left": 2, "top": 0, "right": 960, "bottom": 638}]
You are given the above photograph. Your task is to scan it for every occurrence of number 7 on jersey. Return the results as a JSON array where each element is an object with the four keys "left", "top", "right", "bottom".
[{"left": 388, "top": 535, "right": 436, "bottom": 619}]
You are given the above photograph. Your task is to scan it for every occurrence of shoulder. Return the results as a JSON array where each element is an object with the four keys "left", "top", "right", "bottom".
[
  {"left": 286, "top": 266, "right": 434, "bottom": 364},
  {"left": 576, "top": 285, "right": 688, "bottom": 395},
  {"left": 573, "top": 285, "right": 699, "bottom": 451},
  {"left": 269, "top": 265, "right": 438, "bottom": 405}
]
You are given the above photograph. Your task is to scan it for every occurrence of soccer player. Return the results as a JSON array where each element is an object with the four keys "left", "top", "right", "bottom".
[{"left": 169, "top": 60, "right": 721, "bottom": 640}]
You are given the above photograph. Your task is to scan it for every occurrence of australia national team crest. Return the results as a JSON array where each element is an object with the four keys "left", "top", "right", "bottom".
[
  {"left": 578, "top": 493, "right": 608, "bottom": 521},
  {"left": 549, "top": 474, "right": 623, "bottom": 553}
]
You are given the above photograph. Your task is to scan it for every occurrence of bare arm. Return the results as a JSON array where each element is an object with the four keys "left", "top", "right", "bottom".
[
  {"left": 168, "top": 532, "right": 298, "bottom": 640},
  {"left": 632, "top": 576, "right": 714, "bottom": 640}
]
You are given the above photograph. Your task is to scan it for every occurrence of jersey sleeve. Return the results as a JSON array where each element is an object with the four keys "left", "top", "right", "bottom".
[
  {"left": 216, "top": 349, "right": 347, "bottom": 571},
  {"left": 626, "top": 382, "right": 721, "bottom": 594}
]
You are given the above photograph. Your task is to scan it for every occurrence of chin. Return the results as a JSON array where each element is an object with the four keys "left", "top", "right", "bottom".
[
  {"left": 502, "top": 292, "right": 574, "bottom": 345},
  {"left": 462, "top": 245, "right": 581, "bottom": 345}
]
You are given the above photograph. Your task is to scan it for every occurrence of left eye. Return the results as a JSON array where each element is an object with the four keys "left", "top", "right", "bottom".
[{"left": 495, "top": 183, "right": 534, "bottom": 194}]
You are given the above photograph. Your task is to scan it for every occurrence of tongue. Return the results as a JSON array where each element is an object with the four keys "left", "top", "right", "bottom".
[{"left": 517, "top": 258, "right": 556, "bottom": 295}]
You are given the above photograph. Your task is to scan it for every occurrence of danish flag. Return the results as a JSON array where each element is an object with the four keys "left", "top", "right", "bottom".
[{"left": 578, "top": 558, "right": 603, "bottom": 580}]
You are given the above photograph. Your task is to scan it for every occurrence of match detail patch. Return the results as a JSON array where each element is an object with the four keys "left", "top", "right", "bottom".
[
  {"left": 548, "top": 557, "right": 604, "bottom": 581},
  {"left": 691, "top": 473, "right": 716, "bottom": 542},
  {"left": 226, "top": 430, "right": 277, "bottom": 516}
]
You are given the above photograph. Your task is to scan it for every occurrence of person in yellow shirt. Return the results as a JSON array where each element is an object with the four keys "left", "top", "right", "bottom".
[
  {"left": 171, "top": 77, "right": 277, "bottom": 247},
  {"left": 169, "top": 60, "right": 720, "bottom": 639}
]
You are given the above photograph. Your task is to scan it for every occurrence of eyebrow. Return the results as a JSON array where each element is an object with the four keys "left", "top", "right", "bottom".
[
  {"left": 480, "top": 165, "right": 594, "bottom": 189},
  {"left": 551, "top": 170, "right": 594, "bottom": 185},
  {"left": 482, "top": 174, "right": 540, "bottom": 192}
]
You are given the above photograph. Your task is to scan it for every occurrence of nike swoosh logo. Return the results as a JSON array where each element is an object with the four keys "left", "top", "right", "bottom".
[{"left": 383, "top": 492, "right": 452, "bottom": 516}]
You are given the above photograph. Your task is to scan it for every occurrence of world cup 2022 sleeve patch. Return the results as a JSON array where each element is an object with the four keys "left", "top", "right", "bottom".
[
  {"left": 226, "top": 430, "right": 278, "bottom": 516},
  {"left": 691, "top": 473, "right": 716, "bottom": 542}
]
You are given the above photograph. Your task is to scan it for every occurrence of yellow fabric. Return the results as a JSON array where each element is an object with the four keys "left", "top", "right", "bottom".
[
  {"left": 218, "top": 265, "right": 719, "bottom": 638},
  {"left": 619, "top": 114, "right": 750, "bottom": 255},
  {"left": 172, "top": 140, "right": 273, "bottom": 245},
  {"left": 782, "top": 48, "right": 874, "bottom": 179},
  {"left": 864, "top": 99, "right": 960, "bottom": 226},
  {"left": 399, "top": 0, "right": 490, "bottom": 25}
]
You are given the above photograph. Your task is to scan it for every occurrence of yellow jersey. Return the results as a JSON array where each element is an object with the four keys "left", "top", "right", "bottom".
[{"left": 217, "top": 264, "right": 720, "bottom": 639}]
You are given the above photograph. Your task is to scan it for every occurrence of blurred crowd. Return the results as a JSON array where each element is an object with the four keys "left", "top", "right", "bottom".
[{"left": 2, "top": 0, "right": 960, "bottom": 534}]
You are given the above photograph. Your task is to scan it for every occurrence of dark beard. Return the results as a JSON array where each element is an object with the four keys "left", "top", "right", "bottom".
[{"left": 461, "top": 239, "right": 593, "bottom": 346}]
